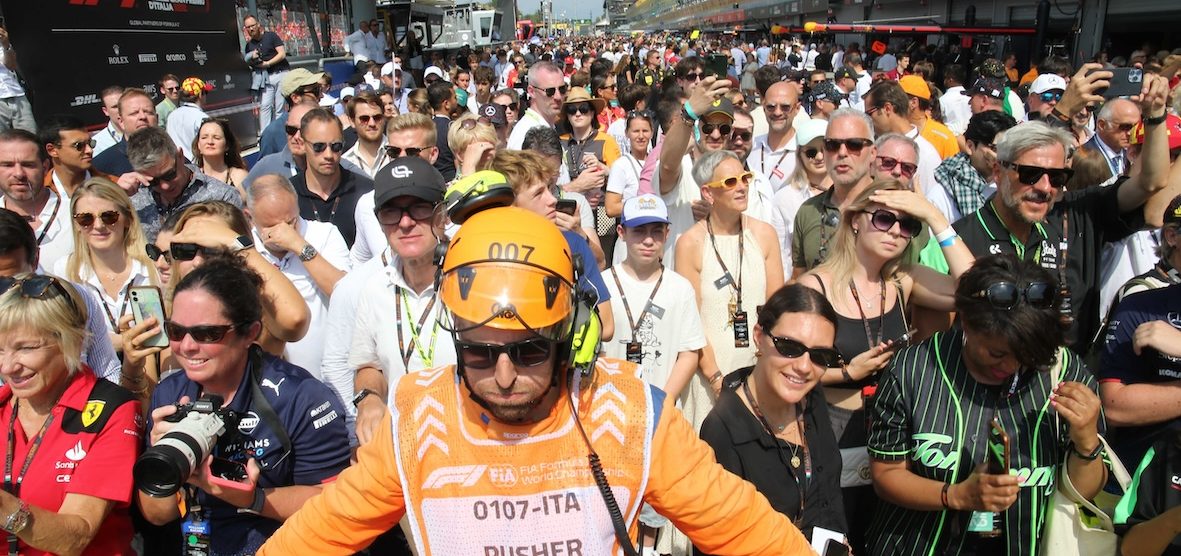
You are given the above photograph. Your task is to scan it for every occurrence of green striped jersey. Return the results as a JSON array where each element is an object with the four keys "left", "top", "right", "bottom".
[{"left": 866, "top": 329, "right": 1099, "bottom": 556}]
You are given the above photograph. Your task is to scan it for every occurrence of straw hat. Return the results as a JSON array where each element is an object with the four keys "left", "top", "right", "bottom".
[{"left": 562, "top": 87, "right": 606, "bottom": 115}]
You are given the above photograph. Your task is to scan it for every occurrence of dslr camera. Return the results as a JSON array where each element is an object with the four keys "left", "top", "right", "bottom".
[{"left": 133, "top": 395, "right": 240, "bottom": 497}]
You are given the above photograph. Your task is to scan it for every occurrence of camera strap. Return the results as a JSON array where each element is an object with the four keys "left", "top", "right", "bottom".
[{"left": 245, "top": 346, "right": 293, "bottom": 465}]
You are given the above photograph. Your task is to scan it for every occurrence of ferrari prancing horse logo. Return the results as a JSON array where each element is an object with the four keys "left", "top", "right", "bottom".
[{"left": 82, "top": 400, "right": 105, "bottom": 428}]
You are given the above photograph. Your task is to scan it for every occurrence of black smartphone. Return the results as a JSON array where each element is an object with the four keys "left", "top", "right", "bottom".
[
  {"left": 1090, "top": 67, "right": 1144, "bottom": 99},
  {"left": 823, "top": 539, "right": 850, "bottom": 556},
  {"left": 884, "top": 328, "right": 919, "bottom": 349},
  {"left": 986, "top": 417, "right": 1011, "bottom": 475},
  {"left": 555, "top": 199, "right": 578, "bottom": 216},
  {"left": 707, "top": 54, "right": 729, "bottom": 80}
]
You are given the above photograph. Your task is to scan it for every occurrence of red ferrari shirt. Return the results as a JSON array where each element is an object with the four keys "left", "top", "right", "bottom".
[{"left": 0, "top": 370, "right": 141, "bottom": 555}]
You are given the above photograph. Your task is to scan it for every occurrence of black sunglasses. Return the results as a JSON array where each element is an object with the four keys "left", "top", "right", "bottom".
[
  {"left": 564, "top": 103, "right": 594, "bottom": 115},
  {"left": 876, "top": 156, "right": 918, "bottom": 179},
  {"left": 310, "top": 141, "right": 345, "bottom": 154},
  {"left": 700, "top": 122, "right": 732, "bottom": 136},
  {"left": 679, "top": 71, "right": 706, "bottom": 82},
  {"left": 296, "top": 84, "right": 322, "bottom": 97},
  {"left": 73, "top": 210, "right": 121, "bottom": 228},
  {"left": 824, "top": 138, "right": 874, "bottom": 153},
  {"left": 456, "top": 338, "right": 555, "bottom": 369},
  {"left": 169, "top": 242, "right": 221, "bottom": 261},
  {"left": 376, "top": 202, "right": 436, "bottom": 224},
  {"left": 148, "top": 163, "right": 179, "bottom": 188},
  {"left": 731, "top": 130, "right": 753, "bottom": 142},
  {"left": 766, "top": 334, "right": 843, "bottom": 368},
  {"left": 802, "top": 147, "right": 822, "bottom": 159},
  {"left": 971, "top": 281, "right": 1057, "bottom": 310},
  {"left": 0, "top": 275, "right": 79, "bottom": 316},
  {"left": 356, "top": 114, "right": 384, "bottom": 125},
  {"left": 1001, "top": 161, "right": 1074, "bottom": 189},
  {"left": 163, "top": 321, "right": 241, "bottom": 343},
  {"left": 534, "top": 84, "right": 569, "bottom": 98},
  {"left": 285, "top": 124, "right": 300, "bottom": 137},
  {"left": 145, "top": 243, "right": 172, "bottom": 263},
  {"left": 864, "top": 209, "right": 923, "bottom": 239},
  {"left": 385, "top": 146, "right": 428, "bottom": 158}
]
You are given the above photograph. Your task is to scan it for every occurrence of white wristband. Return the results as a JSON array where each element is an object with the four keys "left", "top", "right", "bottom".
[{"left": 934, "top": 227, "right": 957, "bottom": 243}]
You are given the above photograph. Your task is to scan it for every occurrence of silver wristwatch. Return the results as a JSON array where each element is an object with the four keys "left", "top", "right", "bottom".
[
  {"left": 298, "top": 244, "right": 318, "bottom": 262},
  {"left": 2, "top": 500, "right": 30, "bottom": 535}
]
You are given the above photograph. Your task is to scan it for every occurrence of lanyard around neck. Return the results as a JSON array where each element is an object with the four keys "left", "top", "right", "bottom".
[
  {"left": 394, "top": 284, "right": 440, "bottom": 371},
  {"left": 706, "top": 215, "right": 744, "bottom": 309},
  {"left": 609, "top": 267, "right": 664, "bottom": 338},
  {"left": 5, "top": 401, "right": 55, "bottom": 555}
]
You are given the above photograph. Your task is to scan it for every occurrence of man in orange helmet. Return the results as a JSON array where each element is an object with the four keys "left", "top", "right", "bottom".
[{"left": 259, "top": 206, "right": 813, "bottom": 556}]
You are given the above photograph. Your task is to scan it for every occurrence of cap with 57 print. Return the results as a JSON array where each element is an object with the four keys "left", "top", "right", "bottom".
[{"left": 374, "top": 157, "right": 446, "bottom": 209}]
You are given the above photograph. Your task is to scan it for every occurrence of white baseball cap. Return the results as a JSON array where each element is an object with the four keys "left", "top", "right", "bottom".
[
  {"left": 424, "top": 66, "right": 449, "bottom": 82},
  {"left": 339, "top": 86, "right": 355, "bottom": 99},
  {"left": 381, "top": 61, "right": 402, "bottom": 77},
  {"left": 622, "top": 194, "right": 670, "bottom": 228},
  {"left": 1030, "top": 74, "right": 1067, "bottom": 95},
  {"left": 796, "top": 118, "right": 829, "bottom": 148}
]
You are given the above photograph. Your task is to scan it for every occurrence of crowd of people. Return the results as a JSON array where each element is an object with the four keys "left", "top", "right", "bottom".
[{"left": 1, "top": 13, "right": 1181, "bottom": 556}]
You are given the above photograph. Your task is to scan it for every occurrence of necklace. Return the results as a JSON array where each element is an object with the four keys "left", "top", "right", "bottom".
[
  {"left": 742, "top": 376, "right": 802, "bottom": 467},
  {"left": 849, "top": 276, "right": 887, "bottom": 348}
]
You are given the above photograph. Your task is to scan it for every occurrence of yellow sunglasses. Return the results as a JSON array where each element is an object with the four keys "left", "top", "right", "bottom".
[{"left": 706, "top": 171, "right": 753, "bottom": 189}]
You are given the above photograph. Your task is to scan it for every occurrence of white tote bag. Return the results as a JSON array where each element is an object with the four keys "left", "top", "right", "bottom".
[{"left": 1039, "top": 434, "right": 1131, "bottom": 556}]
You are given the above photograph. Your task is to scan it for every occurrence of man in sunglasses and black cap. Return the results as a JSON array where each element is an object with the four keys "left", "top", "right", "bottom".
[{"left": 950, "top": 70, "right": 1173, "bottom": 355}]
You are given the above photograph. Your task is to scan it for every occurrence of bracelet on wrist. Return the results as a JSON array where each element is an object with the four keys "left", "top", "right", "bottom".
[
  {"left": 840, "top": 364, "right": 853, "bottom": 383},
  {"left": 1050, "top": 107, "right": 1072, "bottom": 123},
  {"left": 1072, "top": 440, "right": 1103, "bottom": 461},
  {"left": 681, "top": 101, "right": 699, "bottom": 121},
  {"left": 935, "top": 227, "right": 958, "bottom": 248},
  {"left": 941, "top": 483, "right": 951, "bottom": 509},
  {"left": 1144, "top": 113, "right": 1168, "bottom": 126}
]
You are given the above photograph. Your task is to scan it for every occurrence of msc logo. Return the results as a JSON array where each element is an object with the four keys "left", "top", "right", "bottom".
[
  {"left": 390, "top": 165, "right": 414, "bottom": 179},
  {"left": 108, "top": 44, "right": 129, "bottom": 65}
]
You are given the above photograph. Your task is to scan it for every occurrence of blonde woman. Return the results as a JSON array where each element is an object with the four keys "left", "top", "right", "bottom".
[
  {"left": 448, "top": 113, "right": 498, "bottom": 179},
  {"left": 799, "top": 177, "right": 974, "bottom": 551},
  {"left": 54, "top": 178, "right": 158, "bottom": 351}
]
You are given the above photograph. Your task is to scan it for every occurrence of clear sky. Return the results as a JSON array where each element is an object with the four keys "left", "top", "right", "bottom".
[{"left": 516, "top": 0, "right": 603, "bottom": 21}]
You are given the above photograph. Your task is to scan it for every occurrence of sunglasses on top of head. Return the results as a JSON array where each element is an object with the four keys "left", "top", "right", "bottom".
[
  {"left": 0, "top": 275, "right": 79, "bottom": 316},
  {"left": 765, "top": 334, "right": 843, "bottom": 368},
  {"left": 863, "top": 209, "right": 923, "bottom": 239},
  {"left": 971, "top": 281, "right": 1057, "bottom": 310},
  {"left": 1000, "top": 161, "right": 1073, "bottom": 189},
  {"left": 456, "top": 338, "right": 556, "bottom": 369},
  {"left": 73, "top": 210, "right": 121, "bottom": 228}
]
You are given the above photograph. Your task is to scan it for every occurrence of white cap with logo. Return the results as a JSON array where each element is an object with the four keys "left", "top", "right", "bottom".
[{"left": 622, "top": 194, "right": 670, "bottom": 228}]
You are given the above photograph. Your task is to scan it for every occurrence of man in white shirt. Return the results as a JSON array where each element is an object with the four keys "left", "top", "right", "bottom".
[
  {"left": 351, "top": 156, "right": 454, "bottom": 446},
  {"left": 92, "top": 86, "right": 125, "bottom": 157},
  {"left": 729, "top": 41, "right": 747, "bottom": 77},
  {"left": 41, "top": 115, "right": 102, "bottom": 200},
  {"left": 833, "top": 67, "right": 863, "bottom": 110},
  {"left": 0, "top": 27, "right": 34, "bottom": 133},
  {"left": 339, "top": 92, "right": 389, "bottom": 179},
  {"left": 0, "top": 129, "right": 73, "bottom": 271},
  {"left": 364, "top": 18, "right": 387, "bottom": 64},
  {"left": 344, "top": 20, "right": 371, "bottom": 63},
  {"left": 604, "top": 194, "right": 705, "bottom": 399},
  {"left": 506, "top": 61, "right": 566, "bottom": 150},
  {"left": 748, "top": 82, "right": 800, "bottom": 193},
  {"left": 246, "top": 173, "right": 349, "bottom": 376},
  {"left": 939, "top": 65, "right": 973, "bottom": 135}
]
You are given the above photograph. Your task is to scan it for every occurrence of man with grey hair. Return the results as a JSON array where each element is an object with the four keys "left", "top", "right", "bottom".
[
  {"left": 1083, "top": 98, "right": 1141, "bottom": 178},
  {"left": 245, "top": 173, "right": 349, "bottom": 375},
  {"left": 127, "top": 126, "right": 241, "bottom": 240},
  {"left": 791, "top": 107, "right": 877, "bottom": 276},
  {"left": 952, "top": 103, "right": 1172, "bottom": 353},
  {"left": 506, "top": 61, "right": 566, "bottom": 149}
]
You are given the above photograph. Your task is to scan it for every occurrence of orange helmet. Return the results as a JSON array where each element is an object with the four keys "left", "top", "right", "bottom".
[{"left": 439, "top": 207, "right": 576, "bottom": 340}]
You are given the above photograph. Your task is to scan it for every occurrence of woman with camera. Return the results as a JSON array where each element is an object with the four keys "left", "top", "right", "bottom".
[
  {"left": 0, "top": 274, "right": 141, "bottom": 555},
  {"left": 696, "top": 284, "right": 847, "bottom": 553},
  {"left": 866, "top": 255, "right": 1107, "bottom": 556},
  {"left": 136, "top": 255, "right": 350, "bottom": 555}
]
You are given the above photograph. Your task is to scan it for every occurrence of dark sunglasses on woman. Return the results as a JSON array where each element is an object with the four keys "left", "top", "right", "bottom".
[
  {"left": 1001, "top": 161, "right": 1074, "bottom": 189},
  {"left": 864, "top": 209, "right": 923, "bottom": 239},
  {"left": 766, "top": 333, "right": 843, "bottom": 368},
  {"left": 145, "top": 244, "right": 173, "bottom": 263},
  {"left": 971, "top": 281, "right": 1057, "bottom": 310},
  {"left": 564, "top": 103, "right": 594, "bottom": 115},
  {"left": 73, "top": 210, "right": 121, "bottom": 228},
  {"left": 456, "top": 338, "right": 555, "bottom": 369},
  {"left": 0, "top": 275, "right": 78, "bottom": 315},
  {"left": 169, "top": 242, "right": 221, "bottom": 261},
  {"left": 163, "top": 321, "right": 241, "bottom": 343}
]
